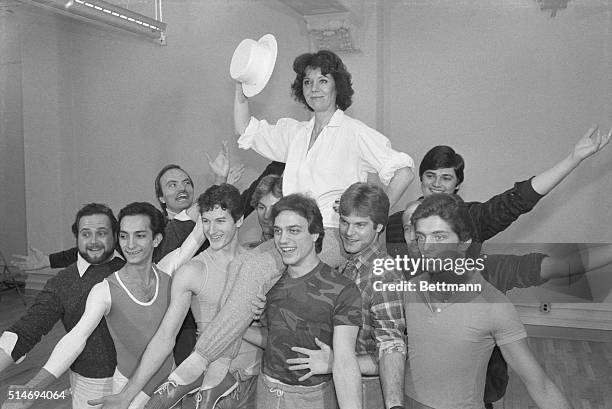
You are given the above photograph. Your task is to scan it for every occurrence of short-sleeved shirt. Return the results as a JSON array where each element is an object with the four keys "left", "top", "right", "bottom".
[
  {"left": 403, "top": 272, "right": 527, "bottom": 409},
  {"left": 262, "top": 261, "right": 362, "bottom": 386},
  {"left": 238, "top": 109, "right": 414, "bottom": 228}
]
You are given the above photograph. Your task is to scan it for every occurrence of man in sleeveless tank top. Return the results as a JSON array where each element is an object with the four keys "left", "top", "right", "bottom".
[
  {"left": 93, "top": 184, "right": 263, "bottom": 409},
  {"left": 11, "top": 202, "right": 205, "bottom": 409}
]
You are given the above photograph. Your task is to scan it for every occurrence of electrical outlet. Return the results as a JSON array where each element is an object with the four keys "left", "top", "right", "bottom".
[{"left": 539, "top": 303, "right": 551, "bottom": 313}]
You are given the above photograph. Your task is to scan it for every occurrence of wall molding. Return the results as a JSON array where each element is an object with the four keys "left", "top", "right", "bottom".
[{"left": 515, "top": 302, "right": 612, "bottom": 331}]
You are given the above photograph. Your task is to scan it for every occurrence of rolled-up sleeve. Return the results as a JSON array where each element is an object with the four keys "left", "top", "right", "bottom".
[
  {"left": 237, "top": 116, "right": 299, "bottom": 163},
  {"left": 356, "top": 127, "right": 414, "bottom": 186},
  {"left": 195, "top": 242, "right": 283, "bottom": 363},
  {"left": 370, "top": 269, "right": 406, "bottom": 358}
]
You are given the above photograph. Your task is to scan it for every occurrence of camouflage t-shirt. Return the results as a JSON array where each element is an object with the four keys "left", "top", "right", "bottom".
[{"left": 262, "top": 261, "right": 362, "bottom": 386}]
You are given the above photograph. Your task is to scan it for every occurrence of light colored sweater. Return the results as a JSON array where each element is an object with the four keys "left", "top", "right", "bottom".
[{"left": 194, "top": 240, "right": 283, "bottom": 364}]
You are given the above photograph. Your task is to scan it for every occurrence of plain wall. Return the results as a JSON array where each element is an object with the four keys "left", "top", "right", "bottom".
[
  {"left": 0, "top": 10, "right": 27, "bottom": 260},
  {"left": 382, "top": 1, "right": 612, "bottom": 302}
]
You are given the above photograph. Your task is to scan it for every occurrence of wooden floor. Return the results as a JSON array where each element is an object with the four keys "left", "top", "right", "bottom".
[{"left": 1, "top": 290, "right": 611, "bottom": 409}]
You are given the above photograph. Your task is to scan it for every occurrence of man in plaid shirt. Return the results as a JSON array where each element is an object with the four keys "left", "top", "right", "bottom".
[{"left": 288, "top": 182, "right": 406, "bottom": 409}]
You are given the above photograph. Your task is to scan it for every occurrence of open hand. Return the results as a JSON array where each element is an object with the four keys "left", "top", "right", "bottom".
[
  {"left": 207, "top": 141, "right": 231, "bottom": 179},
  {"left": 11, "top": 247, "right": 49, "bottom": 271},
  {"left": 227, "top": 164, "right": 246, "bottom": 185},
  {"left": 286, "top": 337, "right": 333, "bottom": 381},
  {"left": 571, "top": 125, "right": 612, "bottom": 162}
]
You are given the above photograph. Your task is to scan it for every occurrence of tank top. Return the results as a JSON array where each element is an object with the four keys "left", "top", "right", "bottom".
[
  {"left": 190, "top": 249, "right": 262, "bottom": 377},
  {"left": 105, "top": 265, "right": 174, "bottom": 395}
]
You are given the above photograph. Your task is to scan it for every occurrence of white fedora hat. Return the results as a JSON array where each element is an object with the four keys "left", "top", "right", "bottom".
[{"left": 230, "top": 34, "right": 278, "bottom": 98}]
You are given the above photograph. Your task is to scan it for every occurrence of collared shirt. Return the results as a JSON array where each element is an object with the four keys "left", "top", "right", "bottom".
[
  {"left": 403, "top": 272, "right": 526, "bottom": 409},
  {"left": 341, "top": 242, "right": 406, "bottom": 359},
  {"left": 239, "top": 109, "right": 414, "bottom": 228},
  {"left": 172, "top": 209, "right": 192, "bottom": 221},
  {"left": 166, "top": 208, "right": 178, "bottom": 220},
  {"left": 76, "top": 250, "right": 124, "bottom": 278}
]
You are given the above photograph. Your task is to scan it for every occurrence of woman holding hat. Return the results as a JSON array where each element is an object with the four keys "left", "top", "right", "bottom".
[{"left": 234, "top": 49, "right": 415, "bottom": 267}]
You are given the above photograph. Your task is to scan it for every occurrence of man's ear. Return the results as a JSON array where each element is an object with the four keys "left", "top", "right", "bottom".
[
  {"left": 375, "top": 224, "right": 383, "bottom": 234},
  {"left": 311, "top": 233, "right": 319, "bottom": 244},
  {"left": 158, "top": 196, "right": 166, "bottom": 204},
  {"left": 153, "top": 233, "right": 163, "bottom": 248},
  {"left": 235, "top": 215, "right": 244, "bottom": 228},
  {"left": 453, "top": 183, "right": 461, "bottom": 194}
]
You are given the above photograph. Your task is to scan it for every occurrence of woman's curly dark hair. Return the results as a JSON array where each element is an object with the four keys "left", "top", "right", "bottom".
[{"left": 290, "top": 50, "right": 354, "bottom": 111}]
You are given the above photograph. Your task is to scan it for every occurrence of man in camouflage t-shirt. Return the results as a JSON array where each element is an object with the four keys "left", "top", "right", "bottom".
[{"left": 245, "top": 193, "right": 363, "bottom": 409}]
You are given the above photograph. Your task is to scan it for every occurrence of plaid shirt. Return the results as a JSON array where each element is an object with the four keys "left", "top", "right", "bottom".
[{"left": 341, "top": 242, "right": 406, "bottom": 359}]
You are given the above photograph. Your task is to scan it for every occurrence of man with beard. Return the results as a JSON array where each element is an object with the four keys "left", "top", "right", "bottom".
[
  {"left": 10, "top": 151, "right": 284, "bottom": 367},
  {"left": 11, "top": 146, "right": 283, "bottom": 270},
  {"left": 0, "top": 203, "right": 124, "bottom": 408},
  {"left": 4, "top": 202, "right": 205, "bottom": 409}
]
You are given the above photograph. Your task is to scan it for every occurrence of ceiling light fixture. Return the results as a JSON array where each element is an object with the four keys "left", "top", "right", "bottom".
[{"left": 19, "top": 0, "right": 166, "bottom": 44}]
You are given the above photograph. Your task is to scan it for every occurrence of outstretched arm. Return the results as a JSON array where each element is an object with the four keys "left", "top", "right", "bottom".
[
  {"left": 156, "top": 216, "right": 205, "bottom": 275},
  {"left": 500, "top": 339, "right": 572, "bottom": 409},
  {"left": 192, "top": 243, "right": 282, "bottom": 365},
  {"left": 167, "top": 243, "right": 282, "bottom": 387},
  {"left": 531, "top": 125, "right": 611, "bottom": 195},
  {"left": 541, "top": 244, "right": 612, "bottom": 280},
  {"left": 0, "top": 277, "right": 67, "bottom": 371},
  {"left": 21, "top": 282, "right": 109, "bottom": 397},
  {"left": 92, "top": 264, "right": 197, "bottom": 409},
  {"left": 10, "top": 247, "right": 50, "bottom": 271},
  {"left": 11, "top": 247, "right": 79, "bottom": 271},
  {"left": 466, "top": 126, "right": 610, "bottom": 243},
  {"left": 0, "top": 348, "right": 12, "bottom": 373}
]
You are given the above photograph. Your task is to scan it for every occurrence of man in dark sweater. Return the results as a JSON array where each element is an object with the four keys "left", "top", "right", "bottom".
[{"left": 0, "top": 203, "right": 125, "bottom": 409}]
